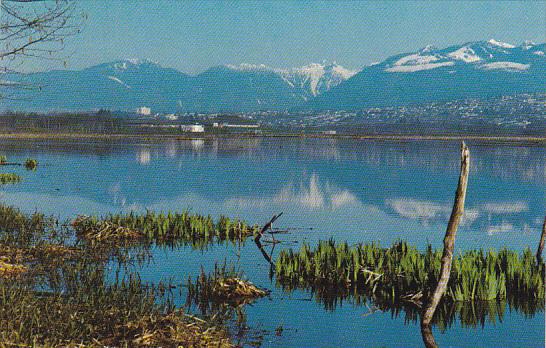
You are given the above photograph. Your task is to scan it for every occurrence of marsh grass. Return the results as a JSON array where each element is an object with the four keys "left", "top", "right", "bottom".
[
  {"left": 275, "top": 240, "right": 544, "bottom": 305},
  {"left": 24, "top": 158, "right": 38, "bottom": 170},
  {"left": 73, "top": 211, "right": 260, "bottom": 249},
  {"left": 0, "top": 204, "right": 235, "bottom": 347},
  {"left": 0, "top": 173, "right": 21, "bottom": 184},
  {"left": 0, "top": 278, "right": 233, "bottom": 347}
]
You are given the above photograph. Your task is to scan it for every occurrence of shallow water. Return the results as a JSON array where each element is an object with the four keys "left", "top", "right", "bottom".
[{"left": 1, "top": 137, "right": 544, "bottom": 347}]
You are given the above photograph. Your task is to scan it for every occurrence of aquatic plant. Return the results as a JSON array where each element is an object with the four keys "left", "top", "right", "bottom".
[
  {"left": 0, "top": 173, "right": 21, "bottom": 184},
  {"left": 73, "top": 211, "right": 260, "bottom": 248},
  {"left": 0, "top": 155, "right": 7, "bottom": 164},
  {"left": 275, "top": 239, "right": 544, "bottom": 304},
  {"left": 187, "top": 263, "right": 269, "bottom": 316},
  {"left": 24, "top": 158, "right": 38, "bottom": 170}
]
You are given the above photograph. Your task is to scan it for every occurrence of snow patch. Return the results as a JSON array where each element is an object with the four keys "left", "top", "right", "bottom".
[
  {"left": 488, "top": 39, "right": 516, "bottom": 49},
  {"left": 448, "top": 46, "right": 481, "bottom": 63},
  {"left": 386, "top": 61, "right": 454, "bottom": 73},
  {"left": 225, "top": 63, "right": 273, "bottom": 72},
  {"left": 420, "top": 45, "right": 436, "bottom": 53},
  {"left": 480, "top": 61, "right": 530, "bottom": 71},
  {"left": 521, "top": 40, "right": 536, "bottom": 50},
  {"left": 113, "top": 59, "right": 158, "bottom": 70},
  {"left": 394, "top": 54, "right": 440, "bottom": 66},
  {"left": 224, "top": 62, "right": 357, "bottom": 96},
  {"left": 280, "top": 63, "right": 357, "bottom": 96},
  {"left": 107, "top": 76, "right": 131, "bottom": 89}
]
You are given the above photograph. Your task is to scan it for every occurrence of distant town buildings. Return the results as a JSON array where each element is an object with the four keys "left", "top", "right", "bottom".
[
  {"left": 212, "top": 122, "right": 259, "bottom": 129},
  {"left": 165, "top": 113, "right": 178, "bottom": 121},
  {"left": 136, "top": 106, "right": 151, "bottom": 115},
  {"left": 181, "top": 124, "right": 205, "bottom": 133}
]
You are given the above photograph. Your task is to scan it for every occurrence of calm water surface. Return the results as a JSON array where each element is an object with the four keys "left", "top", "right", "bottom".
[{"left": 1, "top": 137, "right": 544, "bottom": 347}]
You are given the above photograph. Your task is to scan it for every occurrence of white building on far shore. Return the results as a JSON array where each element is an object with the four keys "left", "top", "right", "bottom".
[{"left": 181, "top": 124, "right": 205, "bottom": 133}]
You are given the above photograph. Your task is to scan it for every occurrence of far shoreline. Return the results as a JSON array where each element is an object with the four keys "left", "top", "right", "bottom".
[{"left": 1, "top": 132, "right": 545, "bottom": 144}]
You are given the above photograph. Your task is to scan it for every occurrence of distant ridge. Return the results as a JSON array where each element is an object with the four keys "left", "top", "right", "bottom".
[
  {"left": 307, "top": 40, "right": 546, "bottom": 110},
  {"left": 3, "top": 39, "right": 545, "bottom": 113}
]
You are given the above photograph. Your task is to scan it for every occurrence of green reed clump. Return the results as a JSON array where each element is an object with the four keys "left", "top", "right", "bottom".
[
  {"left": 24, "top": 158, "right": 38, "bottom": 170},
  {"left": 0, "top": 173, "right": 21, "bottom": 184},
  {"left": 0, "top": 155, "right": 7, "bottom": 164},
  {"left": 275, "top": 239, "right": 544, "bottom": 304},
  {"left": 73, "top": 211, "right": 260, "bottom": 248}
]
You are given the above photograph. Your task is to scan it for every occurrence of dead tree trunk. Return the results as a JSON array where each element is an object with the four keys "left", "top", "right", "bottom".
[
  {"left": 537, "top": 216, "right": 546, "bottom": 263},
  {"left": 421, "top": 142, "right": 470, "bottom": 347}
]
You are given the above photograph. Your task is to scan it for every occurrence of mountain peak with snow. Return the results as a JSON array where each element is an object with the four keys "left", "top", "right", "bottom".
[
  {"left": 224, "top": 63, "right": 273, "bottom": 72},
  {"left": 279, "top": 62, "right": 358, "bottom": 97},
  {"left": 487, "top": 39, "right": 516, "bottom": 49},
  {"left": 110, "top": 58, "right": 161, "bottom": 71},
  {"left": 221, "top": 62, "right": 357, "bottom": 97},
  {"left": 379, "top": 39, "right": 544, "bottom": 74}
]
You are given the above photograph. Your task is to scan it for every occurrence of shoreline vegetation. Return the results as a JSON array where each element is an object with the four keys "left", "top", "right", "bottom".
[
  {"left": 1, "top": 145, "right": 544, "bottom": 346},
  {"left": 0, "top": 202, "right": 544, "bottom": 346},
  {"left": 1, "top": 132, "right": 545, "bottom": 143}
]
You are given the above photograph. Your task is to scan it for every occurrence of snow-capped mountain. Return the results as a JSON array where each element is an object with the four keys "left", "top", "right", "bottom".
[
  {"left": 3, "top": 60, "right": 356, "bottom": 112},
  {"left": 3, "top": 39, "right": 544, "bottom": 112},
  {"left": 380, "top": 39, "right": 543, "bottom": 73},
  {"left": 279, "top": 63, "right": 357, "bottom": 98},
  {"left": 223, "top": 62, "right": 357, "bottom": 98},
  {"left": 308, "top": 39, "right": 545, "bottom": 110}
]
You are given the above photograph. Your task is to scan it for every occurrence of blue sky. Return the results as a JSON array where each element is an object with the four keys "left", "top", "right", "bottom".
[{"left": 26, "top": 1, "right": 546, "bottom": 73}]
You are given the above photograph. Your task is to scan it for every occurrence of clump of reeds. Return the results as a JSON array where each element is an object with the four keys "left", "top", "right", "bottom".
[
  {"left": 72, "top": 215, "right": 145, "bottom": 246},
  {"left": 275, "top": 239, "right": 544, "bottom": 304},
  {"left": 0, "top": 173, "right": 21, "bottom": 184},
  {"left": 0, "top": 204, "right": 58, "bottom": 248},
  {"left": 213, "top": 277, "right": 269, "bottom": 302},
  {"left": 24, "top": 158, "right": 38, "bottom": 170},
  {"left": 187, "top": 264, "right": 269, "bottom": 313},
  {"left": 108, "top": 310, "right": 233, "bottom": 347},
  {"left": 73, "top": 211, "right": 259, "bottom": 248},
  {"left": 0, "top": 155, "right": 7, "bottom": 164}
]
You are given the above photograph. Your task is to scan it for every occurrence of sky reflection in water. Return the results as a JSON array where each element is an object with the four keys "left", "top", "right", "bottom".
[{"left": 1, "top": 137, "right": 544, "bottom": 347}]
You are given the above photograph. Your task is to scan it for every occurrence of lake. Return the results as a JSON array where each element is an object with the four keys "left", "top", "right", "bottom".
[{"left": 1, "top": 137, "right": 544, "bottom": 347}]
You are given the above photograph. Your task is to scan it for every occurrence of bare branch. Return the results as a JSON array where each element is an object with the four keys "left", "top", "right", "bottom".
[{"left": 0, "top": 0, "right": 83, "bottom": 98}]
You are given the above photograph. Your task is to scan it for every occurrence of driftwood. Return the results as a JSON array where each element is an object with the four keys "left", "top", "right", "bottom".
[
  {"left": 536, "top": 216, "right": 546, "bottom": 263},
  {"left": 254, "top": 213, "right": 283, "bottom": 266},
  {"left": 420, "top": 142, "right": 470, "bottom": 348}
]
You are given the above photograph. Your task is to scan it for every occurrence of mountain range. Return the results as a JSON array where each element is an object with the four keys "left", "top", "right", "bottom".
[{"left": 2, "top": 39, "right": 545, "bottom": 113}]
